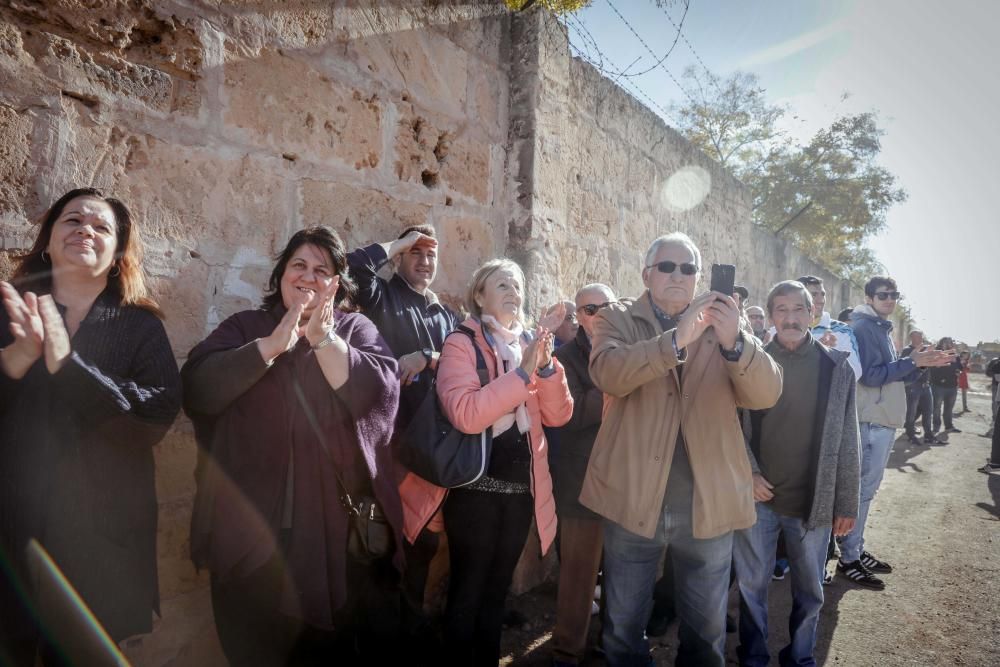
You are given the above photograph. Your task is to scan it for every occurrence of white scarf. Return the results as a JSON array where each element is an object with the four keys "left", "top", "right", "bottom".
[{"left": 481, "top": 315, "right": 532, "bottom": 436}]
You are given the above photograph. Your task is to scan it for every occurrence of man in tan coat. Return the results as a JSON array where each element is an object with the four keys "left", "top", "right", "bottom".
[{"left": 582, "top": 232, "right": 783, "bottom": 667}]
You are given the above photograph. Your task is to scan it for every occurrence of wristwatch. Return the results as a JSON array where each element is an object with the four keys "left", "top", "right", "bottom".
[
  {"left": 720, "top": 333, "right": 744, "bottom": 362},
  {"left": 311, "top": 329, "right": 340, "bottom": 350}
]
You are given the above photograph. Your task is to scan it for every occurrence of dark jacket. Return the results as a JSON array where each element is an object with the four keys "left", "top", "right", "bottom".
[
  {"left": 183, "top": 306, "right": 402, "bottom": 629},
  {"left": 347, "top": 243, "right": 458, "bottom": 430},
  {"left": 746, "top": 339, "right": 861, "bottom": 529},
  {"left": 0, "top": 288, "right": 181, "bottom": 642},
  {"left": 929, "top": 357, "right": 962, "bottom": 388},
  {"left": 851, "top": 304, "right": 914, "bottom": 427},
  {"left": 551, "top": 327, "right": 603, "bottom": 520}
]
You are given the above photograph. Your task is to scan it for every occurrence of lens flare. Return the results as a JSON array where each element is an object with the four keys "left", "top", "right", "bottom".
[
  {"left": 25, "top": 539, "right": 129, "bottom": 666},
  {"left": 661, "top": 166, "right": 712, "bottom": 212}
]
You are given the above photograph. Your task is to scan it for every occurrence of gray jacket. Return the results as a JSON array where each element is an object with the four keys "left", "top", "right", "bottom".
[{"left": 745, "top": 341, "right": 861, "bottom": 529}]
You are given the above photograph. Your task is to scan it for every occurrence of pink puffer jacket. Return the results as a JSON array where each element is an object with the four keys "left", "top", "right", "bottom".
[{"left": 398, "top": 318, "right": 573, "bottom": 555}]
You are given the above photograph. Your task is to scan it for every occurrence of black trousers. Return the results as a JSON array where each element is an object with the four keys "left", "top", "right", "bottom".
[
  {"left": 400, "top": 527, "right": 442, "bottom": 664},
  {"left": 991, "top": 414, "right": 1000, "bottom": 465},
  {"left": 443, "top": 488, "right": 533, "bottom": 667},
  {"left": 932, "top": 386, "right": 958, "bottom": 432},
  {"left": 211, "top": 552, "right": 401, "bottom": 667}
]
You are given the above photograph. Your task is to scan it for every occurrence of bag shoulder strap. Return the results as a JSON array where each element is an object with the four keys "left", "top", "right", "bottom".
[{"left": 450, "top": 324, "right": 489, "bottom": 387}]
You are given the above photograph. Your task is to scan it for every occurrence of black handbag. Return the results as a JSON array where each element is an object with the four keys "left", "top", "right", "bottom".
[
  {"left": 400, "top": 325, "right": 494, "bottom": 488},
  {"left": 341, "top": 491, "right": 394, "bottom": 564}
]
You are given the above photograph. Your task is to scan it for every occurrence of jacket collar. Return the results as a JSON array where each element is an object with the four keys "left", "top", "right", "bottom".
[
  {"left": 390, "top": 273, "right": 443, "bottom": 310},
  {"left": 852, "top": 303, "right": 893, "bottom": 331}
]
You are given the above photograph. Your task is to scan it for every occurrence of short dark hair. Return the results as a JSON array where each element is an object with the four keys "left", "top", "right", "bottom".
[
  {"left": 837, "top": 308, "right": 854, "bottom": 322},
  {"left": 397, "top": 224, "right": 436, "bottom": 240},
  {"left": 795, "top": 275, "right": 823, "bottom": 287},
  {"left": 864, "top": 276, "right": 897, "bottom": 298},
  {"left": 766, "top": 280, "right": 813, "bottom": 316},
  {"left": 733, "top": 285, "right": 749, "bottom": 300},
  {"left": 262, "top": 226, "right": 357, "bottom": 311}
]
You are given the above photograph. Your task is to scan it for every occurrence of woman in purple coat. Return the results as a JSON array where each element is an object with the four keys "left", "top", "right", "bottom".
[{"left": 182, "top": 226, "right": 403, "bottom": 665}]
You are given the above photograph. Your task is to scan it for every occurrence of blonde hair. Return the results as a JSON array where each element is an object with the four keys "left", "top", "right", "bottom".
[{"left": 466, "top": 258, "right": 526, "bottom": 325}]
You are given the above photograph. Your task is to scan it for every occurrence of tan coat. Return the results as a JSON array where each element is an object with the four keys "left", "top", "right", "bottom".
[{"left": 580, "top": 294, "right": 783, "bottom": 539}]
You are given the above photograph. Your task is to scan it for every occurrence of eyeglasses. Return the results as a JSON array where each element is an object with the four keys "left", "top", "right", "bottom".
[
  {"left": 646, "top": 261, "right": 698, "bottom": 276},
  {"left": 874, "top": 291, "right": 900, "bottom": 301},
  {"left": 577, "top": 301, "right": 617, "bottom": 316}
]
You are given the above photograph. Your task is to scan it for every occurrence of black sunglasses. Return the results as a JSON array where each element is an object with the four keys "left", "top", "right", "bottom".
[
  {"left": 577, "top": 301, "right": 617, "bottom": 316},
  {"left": 646, "top": 261, "right": 698, "bottom": 276},
  {"left": 874, "top": 291, "right": 900, "bottom": 301}
]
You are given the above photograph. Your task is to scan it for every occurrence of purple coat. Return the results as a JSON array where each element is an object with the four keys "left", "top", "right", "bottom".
[{"left": 183, "top": 306, "right": 401, "bottom": 629}]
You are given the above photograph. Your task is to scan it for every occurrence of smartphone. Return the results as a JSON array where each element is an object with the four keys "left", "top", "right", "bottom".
[{"left": 710, "top": 263, "right": 736, "bottom": 297}]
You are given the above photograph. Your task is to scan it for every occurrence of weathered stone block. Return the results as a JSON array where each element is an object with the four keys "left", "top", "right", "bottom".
[
  {"left": 436, "top": 215, "right": 501, "bottom": 299},
  {"left": 8, "top": 0, "right": 204, "bottom": 76},
  {"left": 224, "top": 49, "right": 382, "bottom": 169},
  {"left": 439, "top": 134, "right": 490, "bottom": 204},
  {"left": 0, "top": 105, "right": 32, "bottom": 216},
  {"left": 299, "top": 180, "right": 430, "bottom": 251},
  {"left": 349, "top": 28, "right": 468, "bottom": 116},
  {"left": 21, "top": 30, "right": 174, "bottom": 112}
]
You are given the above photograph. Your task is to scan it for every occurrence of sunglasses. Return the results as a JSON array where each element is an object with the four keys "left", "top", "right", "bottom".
[
  {"left": 646, "top": 261, "right": 698, "bottom": 276},
  {"left": 874, "top": 291, "right": 900, "bottom": 301},
  {"left": 577, "top": 301, "right": 617, "bottom": 316}
]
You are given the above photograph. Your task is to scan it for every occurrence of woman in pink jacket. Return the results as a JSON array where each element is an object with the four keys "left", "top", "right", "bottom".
[{"left": 400, "top": 258, "right": 573, "bottom": 665}]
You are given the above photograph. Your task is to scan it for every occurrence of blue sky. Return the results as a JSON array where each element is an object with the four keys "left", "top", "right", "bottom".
[{"left": 566, "top": 0, "right": 999, "bottom": 345}]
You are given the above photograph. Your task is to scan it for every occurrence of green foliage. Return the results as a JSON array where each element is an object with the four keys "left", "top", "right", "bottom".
[
  {"left": 503, "top": 0, "right": 591, "bottom": 15},
  {"left": 672, "top": 67, "right": 906, "bottom": 281}
]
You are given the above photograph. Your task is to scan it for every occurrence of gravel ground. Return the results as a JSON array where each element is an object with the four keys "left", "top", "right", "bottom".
[{"left": 500, "top": 377, "right": 1000, "bottom": 666}]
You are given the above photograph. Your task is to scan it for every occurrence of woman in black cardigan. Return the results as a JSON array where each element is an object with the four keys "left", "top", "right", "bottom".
[{"left": 0, "top": 188, "right": 181, "bottom": 664}]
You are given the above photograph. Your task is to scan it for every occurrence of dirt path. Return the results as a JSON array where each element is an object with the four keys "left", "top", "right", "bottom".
[{"left": 501, "top": 378, "right": 1000, "bottom": 666}]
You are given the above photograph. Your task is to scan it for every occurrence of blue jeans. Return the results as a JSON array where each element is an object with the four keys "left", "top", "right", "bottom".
[
  {"left": 602, "top": 510, "right": 733, "bottom": 666},
  {"left": 904, "top": 384, "right": 932, "bottom": 438},
  {"left": 840, "top": 422, "right": 895, "bottom": 562},
  {"left": 734, "top": 503, "right": 830, "bottom": 667}
]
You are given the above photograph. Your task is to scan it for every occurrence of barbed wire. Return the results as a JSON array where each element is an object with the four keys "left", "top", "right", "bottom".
[
  {"left": 654, "top": 0, "right": 724, "bottom": 96},
  {"left": 604, "top": 0, "right": 697, "bottom": 107}
]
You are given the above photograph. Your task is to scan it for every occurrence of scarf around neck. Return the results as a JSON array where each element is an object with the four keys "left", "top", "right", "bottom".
[{"left": 481, "top": 315, "right": 531, "bottom": 435}]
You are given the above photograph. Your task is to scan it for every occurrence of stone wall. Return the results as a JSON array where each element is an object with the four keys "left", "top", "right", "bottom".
[
  {"left": 510, "top": 9, "right": 864, "bottom": 319},
  {"left": 1, "top": 3, "right": 887, "bottom": 665},
  {"left": 1, "top": 2, "right": 515, "bottom": 664}
]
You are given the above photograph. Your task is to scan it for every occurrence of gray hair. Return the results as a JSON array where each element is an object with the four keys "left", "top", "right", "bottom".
[
  {"left": 643, "top": 232, "right": 702, "bottom": 271},
  {"left": 575, "top": 283, "right": 616, "bottom": 302},
  {"left": 766, "top": 280, "right": 813, "bottom": 315},
  {"left": 466, "top": 258, "right": 526, "bottom": 325}
]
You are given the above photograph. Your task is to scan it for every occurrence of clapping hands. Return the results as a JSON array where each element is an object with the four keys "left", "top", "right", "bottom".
[{"left": 1, "top": 281, "right": 72, "bottom": 376}]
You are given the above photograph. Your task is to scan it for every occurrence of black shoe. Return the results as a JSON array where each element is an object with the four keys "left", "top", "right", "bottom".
[
  {"left": 923, "top": 435, "right": 936, "bottom": 444},
  {"left": 860, "top": 550, "right": 893, "bottom": 573},
  {"left": 907, "top": 434, "right": 922, "bottom": 445},
  {"left": 979, "top": 462, "right": 1000, "bottom": 474},
  {"left": 646, "top": 612, "right": 674, "bottom": 638},
  {"left": 837, "top": 560, "right": 885, "bottom": 590}
]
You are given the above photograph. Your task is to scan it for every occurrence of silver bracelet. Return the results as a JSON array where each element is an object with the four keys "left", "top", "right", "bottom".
[{"left": 311, "top": 329, "right": 340, "bottom": 350}]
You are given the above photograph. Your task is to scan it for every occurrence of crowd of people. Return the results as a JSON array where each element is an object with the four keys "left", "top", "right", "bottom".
[{"left": 0, "top": 187, "right": 991, "bottom": 667}]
